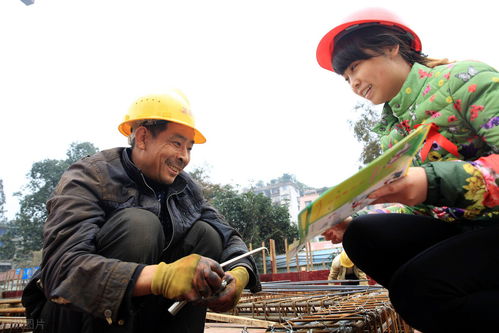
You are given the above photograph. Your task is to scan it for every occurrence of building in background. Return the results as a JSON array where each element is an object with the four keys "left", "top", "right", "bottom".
[
  {"left": 299, "top": 189, "right": 320, "bottom": 212},
  {"left": 250, "top": 175, "right": 330, "bottom": 241},
  {"left": 252, "top": 180, "right": 325, "bottom": 226},
  {"left": 253, "top": 180, "right": 301, "bottom": 224}
]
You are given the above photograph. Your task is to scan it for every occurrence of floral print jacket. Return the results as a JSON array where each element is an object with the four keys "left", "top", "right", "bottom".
[{"left": 366, "top": 60, "right": 499, "bottom": 222}]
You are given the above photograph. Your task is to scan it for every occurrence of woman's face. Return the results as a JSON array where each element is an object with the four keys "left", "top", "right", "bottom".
[{"left": 341, "top": 46, "right": 411, "bottom": 105}]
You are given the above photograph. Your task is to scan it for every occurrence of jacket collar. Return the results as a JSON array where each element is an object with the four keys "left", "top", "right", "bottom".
[
  {"left": 372, "top": 62, "right": 432, "bottom": 135},
  {"left": 388, "top": 62, "right": 431, "bottom": 117},
  {"left": 121, "top": 148, "right": 187, "bottom": 196}
]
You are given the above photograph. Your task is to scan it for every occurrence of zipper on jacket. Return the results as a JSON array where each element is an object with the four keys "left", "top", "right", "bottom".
[
  {"left": 139, "top": 172, "right": 188, "bottom": 256},
  {"left": 161, "top": 184, "right": 186, "bottom": 256},
  {"left": 162, "top": 191, "right": 178, "bottom": 253},
  {"left": 140, "top": 172, "right": 175, "bottom": 253},
  {"left": 140, "top": 172, "right": 171, "bottom": 250},
  {"left": 140, "top": 173, "right": 158, "bottom": 200},
  {"left": 104, "top": 309, "right": 113, "bottom": 325}
]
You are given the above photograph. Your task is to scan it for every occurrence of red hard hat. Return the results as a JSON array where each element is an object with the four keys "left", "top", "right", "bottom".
[{"left": 316, "top": 8, "right": 422, "bottom": 72}]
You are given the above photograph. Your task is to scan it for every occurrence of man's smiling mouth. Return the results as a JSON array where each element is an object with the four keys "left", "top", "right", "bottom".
[{"left": 166, "top": 161, "right": 182, "bottom": 173}]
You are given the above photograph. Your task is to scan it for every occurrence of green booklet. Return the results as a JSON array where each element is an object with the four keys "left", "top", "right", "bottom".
[{"left": 289, "top": 124, "right": 431, "bottom": 257}]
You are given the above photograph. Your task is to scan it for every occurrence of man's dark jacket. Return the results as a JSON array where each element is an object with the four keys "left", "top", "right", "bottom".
[{"left": 23, "top": 147, "right": 261, "bottom": 331}]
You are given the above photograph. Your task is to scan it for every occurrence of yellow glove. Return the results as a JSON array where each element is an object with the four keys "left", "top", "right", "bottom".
[
  {"left": 207, "top": 266, "right": 249, "bottom": 312},
  {"left": 228, "top": 266, "right": 249, "bottom": 305},
  {"left": 151, "top": 254, "right": 201, "bottom": 300}
]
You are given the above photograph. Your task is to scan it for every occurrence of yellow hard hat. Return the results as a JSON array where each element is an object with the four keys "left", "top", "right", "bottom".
[
  {"left": 118, "top": 89, "right": 206, "bottom": 144},
  {"left": 339, "top": 250, "right": 354, "bottom": 268}
]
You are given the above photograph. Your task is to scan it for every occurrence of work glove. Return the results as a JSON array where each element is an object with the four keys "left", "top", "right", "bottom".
[
  {"left": 206, "top": 266, "right": 249, "bottom": 312},
  {"left": 151, "top": 254, "right": 225, "bottom": 301}
]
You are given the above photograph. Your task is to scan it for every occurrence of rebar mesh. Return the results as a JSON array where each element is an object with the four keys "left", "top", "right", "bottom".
[{"left": 215, "top": 281, "right": 414, "bottom": 332}]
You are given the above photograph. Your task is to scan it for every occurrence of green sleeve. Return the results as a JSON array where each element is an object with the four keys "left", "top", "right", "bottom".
[
  {"left": 421, "top": 63, "right": 499, "bottom": 211},
  {"left": 422, "top": 161, "right": 485, "bottom": 209}
]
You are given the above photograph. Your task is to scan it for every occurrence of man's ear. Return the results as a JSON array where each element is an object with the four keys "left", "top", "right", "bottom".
[{"left": 134, "top": 126, "right": 148, "bottom": 150}]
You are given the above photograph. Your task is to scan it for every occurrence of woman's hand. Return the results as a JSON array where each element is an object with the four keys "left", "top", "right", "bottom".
[
  {"left": 322, "top": 217, "right": 352, "bottom": 244},
  {"left": 322, "top": 168, "right": 427, "bottom": 244},
  {"left": 369, "top": 167, "right": 428, "bottom": 206}
]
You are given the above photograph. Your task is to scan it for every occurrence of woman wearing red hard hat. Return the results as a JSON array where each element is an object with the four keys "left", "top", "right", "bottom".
[
  {"left": 316, "top": 7, "right": 422, "bottom": 73},
  {"left": 318, "top": 7, "right": 499, "bottom": 333}
]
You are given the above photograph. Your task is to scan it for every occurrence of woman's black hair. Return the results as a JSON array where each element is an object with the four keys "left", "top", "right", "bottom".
[{"left": 332, "top": 25, "right": 427, "bottom": 75}]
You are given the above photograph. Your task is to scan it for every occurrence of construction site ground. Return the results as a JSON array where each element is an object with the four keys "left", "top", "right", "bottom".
[
  {"left": 0, "top": 287, "right": 415, "bottom": 333},
  {"left": 0, "top": 269, "right": 417, "bottom": 332}
]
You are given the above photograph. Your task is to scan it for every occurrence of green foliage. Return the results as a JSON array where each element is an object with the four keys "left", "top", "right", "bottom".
[
  {"left": 66, "top": 142, "right": 99, "bottom": 165},
  {"left": 7, "top": 142, "right": 99, "bottom": 260},
  {"left": 0, "top": 179, "right": 14, "bottom": 260},
  {"left": 0, "top": 180, "right": 5, "bottom": 223},
  {"left": 212, "top": 188, "right": 297, "bottom": 253},
  {"left": 190, "top": 168, "right": 298, "bottom": 254},
  {"left": 348, "top": 101, "right": 383, "bottom": 167},
  {"left": 0, "top": 232, "right": 15, "bottom": 260},
  {"left": 188, "top": 167, "right": 224, "bottom": 202}
]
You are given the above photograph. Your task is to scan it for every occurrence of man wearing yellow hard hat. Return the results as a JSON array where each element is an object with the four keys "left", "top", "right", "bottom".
[
  {"left": 22, "top": 90, "right": 261, "bottom": 332},
  {"left": 328, "top": 250, "right": 369, "bottom": 286}
]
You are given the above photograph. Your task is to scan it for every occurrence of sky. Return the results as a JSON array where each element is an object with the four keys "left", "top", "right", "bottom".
[{"left": 1, "top": 0, "right": 498, "bottom": 219}]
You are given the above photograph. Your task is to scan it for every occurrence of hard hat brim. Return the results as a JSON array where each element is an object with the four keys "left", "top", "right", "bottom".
[{"left": 118, "top": 119, "right": 206, "bottom": 144}]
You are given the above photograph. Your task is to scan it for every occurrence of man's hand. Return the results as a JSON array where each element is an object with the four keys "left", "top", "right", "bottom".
[
  {"left": 322, "top": 217, "right": 352, "bottom": 244},
  {"left": 368, "top": 167, "right": 428, "bottom": 206},
  {"left": 205, "top": 266, "right": 249, "bottom": 312},
  {"left": 150, "top": 254, "right": 225, "bottom": 302}
]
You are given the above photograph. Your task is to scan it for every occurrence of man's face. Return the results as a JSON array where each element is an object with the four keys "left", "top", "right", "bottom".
[{"left": 138, "top": 122, "right": 194, "bottom": 185}]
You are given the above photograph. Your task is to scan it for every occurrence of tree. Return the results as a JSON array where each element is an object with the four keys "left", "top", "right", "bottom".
[
  {"left": 348, "top": 101, "right": 383, "bottom": 167},
  {"left": 0, "top": 233, "right": 15, "bottom": 261},
  {"left": 211, "top": 187, "right": 296, "bottom": 253},
  {"left": 188, "top": 167, "right": 225, "bottom": 202},
  {"left": 8, "top": 142, "right": 99, "bottom": 263},
  {"left": 65, "top": 142, "right": 99, "bottom": 165},
  {"left": 0, "top": 180, "right": 6, "bottom": 224},
  {"left": 190, "top": 168, "right": 297, "bottom": 253},
  {"left": 0, "top": 179, "right": 15, "bottom": 260}
]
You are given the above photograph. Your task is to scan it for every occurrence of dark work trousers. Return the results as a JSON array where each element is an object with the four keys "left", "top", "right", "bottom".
[
  {"left": 41, "top": 208, "right": 223, "bottom": 333},
  {"left": 342, "top": 213, "right": 499, "bottom": 333}
]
